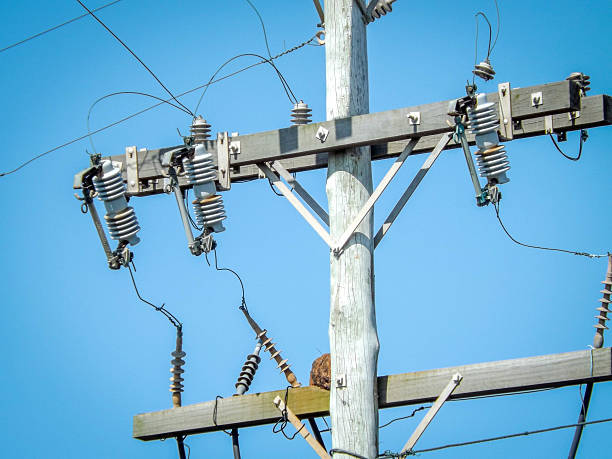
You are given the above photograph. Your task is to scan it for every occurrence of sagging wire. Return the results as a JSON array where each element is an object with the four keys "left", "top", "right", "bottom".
[
  {"left": 245, "top": 0, "right": 273, "bottom": 59},
  {"left": 75, "top": 0, "right": 194, "bottom": 117},
  {"left": 86, "top": 91, "right": 193, "bottom": 154},
  {"left": 205, "top": 247, "right": 248, "bottom": 313},
  {"left": 0, "top": 0, "right": 123, "bottom": 55},
  {"left": 193, "top": 52, "right": 298, "bottom": 115},
  {"left": 379, "top": 406, "right": 430, "bottom": 429},
  {"left": 0, "top": 33, "right": 320, "bottom": 177},
  {"left": 493, "top": 200, "right": 606, "bottom": 259},
  {"left": 273, "top": 386, "right": 303, "bottom": 440},
  {"left": 408, "top": 417, "right": 612, "bottom": 455},
  {"left": 127, "top": 263, "right": 182, "bottom": 329},
  {"left": 549, "top": 130, "right": 588, "bottom": 161}
]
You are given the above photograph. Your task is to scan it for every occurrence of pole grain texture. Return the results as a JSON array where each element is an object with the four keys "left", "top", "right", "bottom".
[{"left": 325, "top": 1, "right": 379, "bottom": 458}]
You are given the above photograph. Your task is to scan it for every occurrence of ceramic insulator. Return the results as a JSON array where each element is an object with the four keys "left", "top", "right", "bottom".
[
  {"left": 191, "top": 116, "right": 211, "bottom": 143},
  {"left": 182, "top": 145, "right": 226, "bottom": 233},
  {"left": 473, "top": 59, "right": 496, "bottom": 81},
  {"left": 235, "top": 341, "right": 263, "bottom": 395},
  {"left": 92, "top": 160, "right": 140, "bottom": 245},
  {"left": 291, "top": 101, "right": 312, "bottom": 125},
  {"left": 467, "top": 93, "right": 510, "bottom": 185}
]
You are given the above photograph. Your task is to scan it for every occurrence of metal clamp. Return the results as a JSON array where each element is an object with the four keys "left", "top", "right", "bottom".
[
  {"left": 498, "top": 82, "right": 513, "bottom": 140},
  {"left": 125, "top": 145, "right": 140, "bottom": 194},
  {"left": 217, "top": 132, "right": 231, "bottom": 191}
]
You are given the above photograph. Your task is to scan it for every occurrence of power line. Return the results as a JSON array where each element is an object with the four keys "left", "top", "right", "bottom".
[
  {"left": 409, "top": 417, "right": 612, "bottom": 455},
  {"left": 493, "top": 200, "right": 607, "bottom": 259},
  {"left": 75, "top": 0, "right": 194, "bottom": 116},
  {"left": 549, "top": 130, "right": 588, "bottom": 161},
  {"left": 0, "top": 33, "right": 320, "bottom": 178},
  {"left": 0, "top": 0, "right": 123, "bottom": 55}
]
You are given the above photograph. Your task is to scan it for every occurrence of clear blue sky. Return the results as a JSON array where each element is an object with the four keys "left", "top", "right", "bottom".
[{"left": 0, "top": 1, "right": 610, "bottom": 458}]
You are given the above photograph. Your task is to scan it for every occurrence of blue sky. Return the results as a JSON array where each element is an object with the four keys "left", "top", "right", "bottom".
[{"left": 0, "top": 1, "right": 610, "bottom": 458}]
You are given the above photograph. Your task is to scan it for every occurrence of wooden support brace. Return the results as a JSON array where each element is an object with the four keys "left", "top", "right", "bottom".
[
  {"left": 400, "top": 372, "right": 463, "bottom": 455},
  {"left": 273, "top": 396, "right": 331, "bottom": 459},
  {"left": 257, "top": 163, "right": 333, "bottom": 248}
]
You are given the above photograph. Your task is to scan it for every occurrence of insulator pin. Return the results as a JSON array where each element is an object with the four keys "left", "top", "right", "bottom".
[
  {"left": 170, "top": 329, "right": 186, "bottom": 407},
  {"left": 92, "top": 160, "right": 141, "bottom": 245},
  {"left": 368, "top": 0, "right": 395, "bottom": 22},
  {"left": 593, "top": 255, "right": 612, "bottom": 349},
  {"left": 473, "top": 59, "right": 496, "bottom": 81},
  {"left": 566, "top": 72, "right": 591, "bottom": 95},
  {"left": 291, "top": 101, "right": 312, "bottom": 125}
]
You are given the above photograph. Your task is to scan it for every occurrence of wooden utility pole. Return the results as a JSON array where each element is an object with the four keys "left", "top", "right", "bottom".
[{"left": 325, "top": 1, "right": 379, "bottom": 457}]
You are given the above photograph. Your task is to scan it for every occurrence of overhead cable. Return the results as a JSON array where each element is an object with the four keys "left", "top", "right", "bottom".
[
  {"left": 0, "top": 0, "right": 123, "bottom": 55},
  {"left": 75, "top": 0, "right": 194, "bottom": 116},
  {"left": 409, "top": 417, "right": 612, "bottom": 454},
  {"left": 0, "top": 33, "right": 320, "bottom": 178},
  {"left": 549, "top": 130, "right": 588, "bottom": 161},
  {"left": 493, "top": 200, "right": 606, "bottom": 259}
]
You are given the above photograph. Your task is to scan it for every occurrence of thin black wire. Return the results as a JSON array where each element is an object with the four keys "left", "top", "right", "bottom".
[
  {"left": 409, "top": 417, "right": 612, "bottom": 454},
  {"left": 0, "top": 0, "right": 123, "bottom": 54},
  {"left": 0, "top": 33, "right": 319, "bottom": 178},
  {"left": 127, "top": 264, "right": 182, "bottom": 329},
  {"left": 212, "top": 396, "right": 232, "bottom": 436},
  {"left": 205, "top": 248, "right": 248, "bottom": 312},
  {"left": 490, "top": 0, "right": 501, "bottom": 52},
  {"left": 245, "top": 0, "right": 272, "bottom": 59},
  {"left": 75, "top": 0, "right": 194, "bottom": 116},
  {"left": 549, "top": 130, "right": 588, "bottom": 161},
  {"left": 493, "top": 200, "right": 606, "bottom": 259},
  {"left": 193, "top": 52, "right": 298, "bottom": 115},
  {"left": 184, "top": 441, "right": 190, "bottom": 459},
  {"left": 267, "top": 178, "right": 284, "bottom": 196},
  {"left": 273, "top": 386, "right": 303, "bottom": 440},
  {"left": 474, "top": 12, "right": 493, "bottom": 62},
  {"left": 86, "top": 91, "right": 192, "bottom": 154},
  {"left": 379, "top": 406, "right": 429, "bottom": 429}
]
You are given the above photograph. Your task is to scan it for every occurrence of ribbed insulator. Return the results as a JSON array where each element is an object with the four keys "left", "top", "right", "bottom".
[
  {"left": 593, "top": 256, "right": 612, "bottom": 349},
  {"left": 193, "top": 195, "right": 227, "bottom": 229},
  {"left": 473, "top": 59, "right": 496, "bottom": 81},
  {"left": 235, "top": 341, "right": 262, "bottom": 396},
  {"left": 257, "top": 329, "right": 300, "bottom": 386},
  {"left": 467, "top": 94, "right": 510, "bottom": 185},
  {"left": 567, "top": 72, "right": 591, "bottom": 94},
  {"left": 170, "top": 349, "right": 186, "bottom": 396},
  {"left": 182, "top": 151, "right": 217, "bottom": 186},
  {"left": 104, "top": 207, "right": 140, "bottom": 242},
  {"left": 369, "top": 0, "right": 394, "bottom": 21},
  {"left": 191, "top": 116, "right": 211, "bottom": 143},
  {"left": 93, "top": 160, "right": 140, "bottom": 245},
  {"left": 291, "top": 101, "right": 312, "bottom": 125}
]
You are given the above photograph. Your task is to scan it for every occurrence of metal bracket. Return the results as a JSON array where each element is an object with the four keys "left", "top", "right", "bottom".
[
  {"left": 374, "top": 133, "right": 453, "bottom": 248},
  {"left": 498, "top": 82, "right": 513, "bottom": 140},
  {"left": 125, "top": 145, "right": 140, "bottom": 193},
  {"left": 401, "top": 372, "right": 463, "bottom": 455},
  {"left": 407, "top": 112, "right": 421, "bottom": 125},
  {"left": 315, "top": 126, "right": 329, "bottom": 143},
  {"left": 531, "top": 91, "right": 543, "bottom": 107},
  {"left": 257, "top": 163, "right": 333, "bottom": 248},
  {"left": 544, "top": 115, "right": 554, "bottom": 134},
  {"left": 217, "top": 132, "right": 231, "bottom": 191},
  {"left": 312, "top": 0, "right": 324, "bottom": 25}
]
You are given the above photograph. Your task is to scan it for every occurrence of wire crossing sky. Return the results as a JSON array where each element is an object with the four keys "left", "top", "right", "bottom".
[{"left": 0, "top": 1, "right": 610, "bottom": 458}]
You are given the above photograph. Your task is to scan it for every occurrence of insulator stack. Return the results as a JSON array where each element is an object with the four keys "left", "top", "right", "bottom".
[
  {"left": 473, "top": 59, "right": 496, "bottom": 81},
  {"left": 368, "top": 0, "right": 395, "bottom": 22},
  {"left": 240, "top": 307, "right": 300, "bottom": 388},
  {"left": 191, "top": 116, "right": 211, "bottom": 143},
  {"left": 593, "top": 254, "right": 612, "bottom": 349},
  {"left": 92, "top": 160, "right": 141, "bottom": 245},
  {"left": 235, "top": 340, "right": 263, "bottom": 395},
  {"left": 290, "top": 101, "right": 312, "bottom": 126},
  {"left": 567, "top": 72, "right": 591, "bottom": 95},
  {"left": 170, "top": 328, "right": 186, "bottom": 407},
  {"left": 467, "top": 93, "right": 510, "bottom": 185},
  {"left": 182, "top": 145, "right": 227, "bottom": 233}
]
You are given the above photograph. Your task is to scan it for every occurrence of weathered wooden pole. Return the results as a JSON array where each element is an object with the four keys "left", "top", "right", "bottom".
[{"left": 325, "top": 1, "right": 379, "bottom": 457}]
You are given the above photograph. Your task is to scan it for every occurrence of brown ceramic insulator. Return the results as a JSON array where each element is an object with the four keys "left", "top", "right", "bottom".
[
  {"left": 170, "top": 328, "right": 185, "bottom": 407},
  {"left": 593, "top": 254, "right": 612, "bottom": 349}
]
